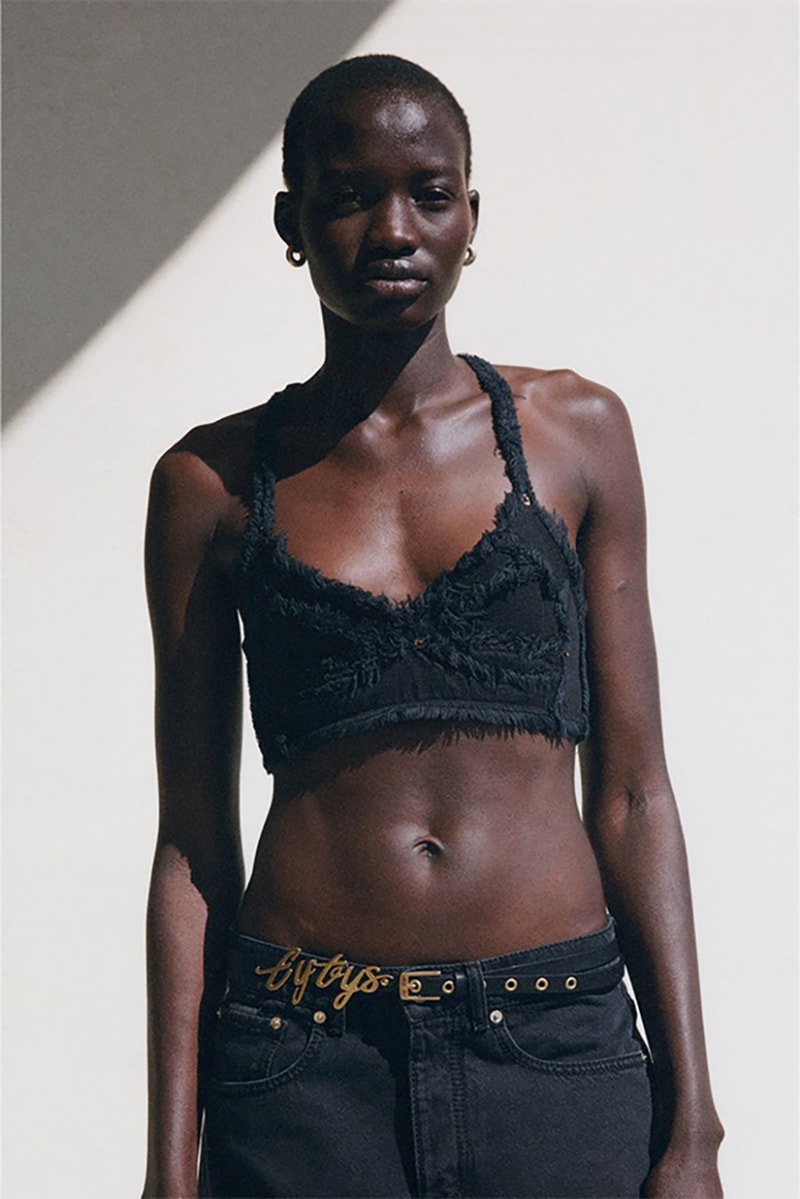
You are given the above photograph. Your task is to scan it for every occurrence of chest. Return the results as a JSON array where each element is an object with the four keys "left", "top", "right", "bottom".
[
  {"left": 271, "top": 420, "right": 583, "bottom": 607},
  {"left": 272, "top": 414, "right": 517, "bottom": 604}
]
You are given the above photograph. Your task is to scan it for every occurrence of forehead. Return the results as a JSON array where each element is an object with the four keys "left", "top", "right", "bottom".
[{"left": 305, "top": 88, "right": 466, "bottom": 175}]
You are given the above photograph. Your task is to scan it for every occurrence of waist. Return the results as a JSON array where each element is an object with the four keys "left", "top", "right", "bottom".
[
  {"left": 241, "top": 750, "right": 609, "bottom": 961},
  {"left": 220, "top": 920, "right": 622, "bottom": 1028}
]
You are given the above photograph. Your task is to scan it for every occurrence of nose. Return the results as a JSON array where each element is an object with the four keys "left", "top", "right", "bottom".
[{"left": 366, "top": 193, "right": 419, "bottom": 255}]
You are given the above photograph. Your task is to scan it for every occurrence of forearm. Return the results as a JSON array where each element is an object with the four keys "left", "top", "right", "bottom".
[
  {"left": 143, "top": 843, "right": 241, "bottom": 1198},
  {"left": 586, "top": 789, "right": 723, "bottom": 1146}
]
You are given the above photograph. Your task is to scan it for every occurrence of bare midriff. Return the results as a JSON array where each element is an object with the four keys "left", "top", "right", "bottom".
[{"left": 237, "top": 726, "right": 608, "bottom": 965}]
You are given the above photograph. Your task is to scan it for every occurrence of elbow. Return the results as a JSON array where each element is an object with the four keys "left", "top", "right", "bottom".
[
  {"left": 150, "top": 835, "right": 244, "bottom": 909},
  {"left": 618, "top": 781, "right": 675, "bottom": 817},
  {"left": 584, "top": 778, "right": 679, "bottom": 843}
]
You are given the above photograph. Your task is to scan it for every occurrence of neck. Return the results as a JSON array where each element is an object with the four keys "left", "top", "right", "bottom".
[
  {"left": 270, "top": 309, "right": 469, "bottom": 481},
  {"left": 316, "top": 308, "right": 464, "bottom": 417}
]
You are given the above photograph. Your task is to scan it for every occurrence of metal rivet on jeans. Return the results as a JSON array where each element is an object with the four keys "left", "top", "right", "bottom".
[
  {"left": 489, "top": 1009, "right": 504, "bottom": 1024},
  {"left": 313, "top": 1010, "right": 327, "bottom": 1025},
  {"left": 269, "top": 1016, "right": 283, "bottom": 1030}
]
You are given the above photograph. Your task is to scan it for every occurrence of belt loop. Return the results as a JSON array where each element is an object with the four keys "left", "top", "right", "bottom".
[
  {"left": 464, "top": 962, "right": 489, "bottom": 1032},
  {"left": 322, "top": 999, "right": 346, "bottom": 1037}
]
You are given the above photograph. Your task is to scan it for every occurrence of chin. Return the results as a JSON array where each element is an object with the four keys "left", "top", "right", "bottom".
[{"left": 328, "top": 298, "right": 442, "bottom": 333}]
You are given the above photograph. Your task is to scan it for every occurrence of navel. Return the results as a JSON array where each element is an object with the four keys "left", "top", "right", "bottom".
[{"left": 413, "top": 836, "right": 445, "bottom": 859}]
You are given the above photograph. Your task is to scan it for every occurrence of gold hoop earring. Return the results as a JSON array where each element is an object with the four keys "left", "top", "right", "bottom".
[
  {"left": 464, "top": 245, "right": 476, "bottom": 267},
  {"left": 286, "top": 246, "right": 306, "bottom": 267}
]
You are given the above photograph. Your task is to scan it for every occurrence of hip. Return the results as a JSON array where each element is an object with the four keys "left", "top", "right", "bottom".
[{"left": 202, "top": 920, "right": 655, "bottom": 1197}]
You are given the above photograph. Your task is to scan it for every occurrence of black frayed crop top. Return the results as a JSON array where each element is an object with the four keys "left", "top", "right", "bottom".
[{"left": 235, "top": 355, "right": 590, "bottom": 771}]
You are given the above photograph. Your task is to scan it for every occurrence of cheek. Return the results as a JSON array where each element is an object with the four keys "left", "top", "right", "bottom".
[
  {"left": 434, "top": 205, "right": 475, "bottom": 254},
  {"left": 304, "top": 224, "right": 363, "bottom": 284},
  {"left": 435, "top": 228, "right": 473, "bottom": 276},
  {"left": 300, "top": 235, "right": 349, "bottom": 294}
]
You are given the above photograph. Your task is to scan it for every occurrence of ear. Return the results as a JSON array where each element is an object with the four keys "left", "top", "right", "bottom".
[
  {"left": 274, "top": 191, "right": 301, "bottom": 250},
  {"left": 468, "top": 189, "right": 480, "bottom": 241}
]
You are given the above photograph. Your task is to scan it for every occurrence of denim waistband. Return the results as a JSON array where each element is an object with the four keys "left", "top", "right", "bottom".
[{"left": 222, "top": 920, "right": 623, "bottom": 1026}]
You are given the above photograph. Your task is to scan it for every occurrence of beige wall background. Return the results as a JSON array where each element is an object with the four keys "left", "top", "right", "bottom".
[{"left": 3, "top": 1, "right": 796, "bottom": 1195}]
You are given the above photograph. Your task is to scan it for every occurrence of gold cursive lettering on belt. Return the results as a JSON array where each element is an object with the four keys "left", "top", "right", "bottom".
[
  {"left": 316, "top": 955, "right": 349, "bottom": 991},
  {"left": 333, "top": 964, "right": 394, "bottom": 1010},
  {"left": 290, "top": 955, "right": 326, "bottom": 1005},
  {"left": 254, "top": 949, "right": 395, "bottom": 1009},
  {"left": 254, "top": 947, "right": 301, "bottom": 991}
]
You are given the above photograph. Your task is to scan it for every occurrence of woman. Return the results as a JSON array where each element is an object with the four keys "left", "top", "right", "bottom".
[{"left": 143, "top": 55, "right": 723, "bottom": 1199}]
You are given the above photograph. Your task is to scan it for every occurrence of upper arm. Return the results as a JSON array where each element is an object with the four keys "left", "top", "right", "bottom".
[
  {"left": 575, "top": 389, "right": 671, "bottom": 817},
  {"left": 145, "top": 449, "right": 244, "bottom": 875}
]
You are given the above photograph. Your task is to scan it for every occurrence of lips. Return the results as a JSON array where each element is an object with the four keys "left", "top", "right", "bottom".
[
  {"left": 360, "top": 260, "right": 427, "bottom": 299},
  {"left": 361, "top": 259, "right": 426, "bottom": 282}
]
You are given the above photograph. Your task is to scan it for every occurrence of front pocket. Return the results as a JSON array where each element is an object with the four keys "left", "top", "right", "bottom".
[
  {"left": 492, "top": 985, "right": 649, "bottom": 1076},
  {"left": 209, "top": 1002, "right": 325, "bottom": 1094}
]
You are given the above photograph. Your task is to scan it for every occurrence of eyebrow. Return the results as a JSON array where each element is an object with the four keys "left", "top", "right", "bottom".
[
  {"left": 410, "top": 166, "right": 462, "bottom": 181},
  {"left": 316, "top": 164, "right": 461, "bottom": 185},
  {"left": 316, "top": 168, "right": 367, "bottom": 184}
]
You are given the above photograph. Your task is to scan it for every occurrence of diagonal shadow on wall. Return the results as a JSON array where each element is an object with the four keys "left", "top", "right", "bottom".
[{"left": 2, "top": 0, "right": 394, "bottom": 424}]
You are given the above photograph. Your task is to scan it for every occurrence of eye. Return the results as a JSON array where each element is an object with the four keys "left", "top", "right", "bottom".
[
  {"left": 326, "top": 188, "right": 363, "bottom": 215},
  {"left": 416, "top": 187, "right": 454, "bottom": 210}
]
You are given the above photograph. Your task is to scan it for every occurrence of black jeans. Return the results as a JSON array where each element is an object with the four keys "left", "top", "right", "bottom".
[{"left": 200, "top": 922, "right": 654, "bottom": 1198}]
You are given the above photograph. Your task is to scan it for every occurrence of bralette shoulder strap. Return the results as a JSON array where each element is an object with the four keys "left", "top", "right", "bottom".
[
  {"left": 248, "top": 383, "right": 298, "bottom": 535},
  {"left": 459, "top": 354, "right": 535, "bottom": 499}
]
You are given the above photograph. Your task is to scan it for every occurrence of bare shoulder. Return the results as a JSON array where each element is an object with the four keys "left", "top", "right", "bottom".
[
  {"left": 492, "top": 364, "right": 640, "bottom": 518},
  {"left": 150, "top": 404, "right": 264, "bottom": 526},
  {"left": 499, "top": 363, "right": 632, "bottom": 444}
]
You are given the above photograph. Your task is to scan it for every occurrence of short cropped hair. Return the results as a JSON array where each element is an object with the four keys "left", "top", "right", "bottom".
[{"left": 282, "top": 54, "right": 472, "bottom": 194}]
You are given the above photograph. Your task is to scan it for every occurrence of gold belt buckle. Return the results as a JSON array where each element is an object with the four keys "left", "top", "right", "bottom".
[{"left": 399, "top": 969, "right": 442, "bottom": 1001}]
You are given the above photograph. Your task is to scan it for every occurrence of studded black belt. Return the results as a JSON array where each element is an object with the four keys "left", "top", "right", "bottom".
[
  {"left": 224, "top": 930, "right": 624, "bottom": 1014},
  {"left": 396, "top": 957, "right": 623, "bottom": 1003}
]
